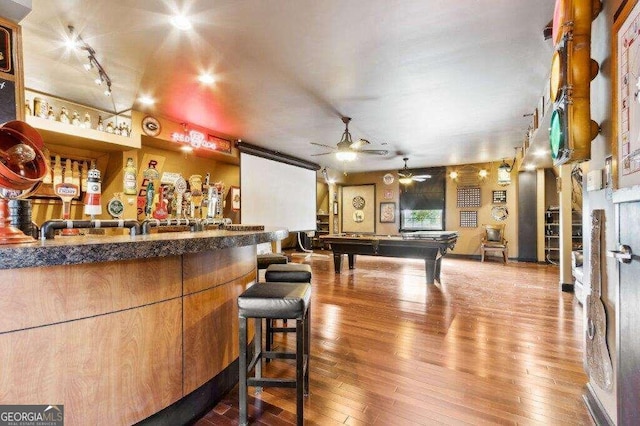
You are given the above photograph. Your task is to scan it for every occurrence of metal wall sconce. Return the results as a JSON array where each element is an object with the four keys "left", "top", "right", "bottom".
[{"left": 497, "top": 147, "right": 521, "bottom": 187}]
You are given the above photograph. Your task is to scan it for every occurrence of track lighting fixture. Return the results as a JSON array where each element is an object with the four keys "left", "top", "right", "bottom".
[{"left": 67, "top": 25, "right": 113, "bottom": 97}]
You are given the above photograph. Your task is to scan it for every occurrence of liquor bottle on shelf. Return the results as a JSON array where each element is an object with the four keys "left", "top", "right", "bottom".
[
  {"left": 47, "top": 106, "right": 55, "bottom": 120},
  {"left": 25, "top": 99, "right": 32, "bottom": 117},
  {"left": 96, "top": 116, "right": 104, "bottom": 132},
  {"left": 71, "top": 111, "right": 81, "bottom": 126},
  {"left": 106, "top": 121, "right": 114, "bottom": 133},
  {"left": 34, "top": 97, "right": 47, "bottom": 118},
  {"left": 83, "top": 112, "right": 91, "bottom": 129},
  {"left": 59, "top": 107, "right": 70, "bottom": 124}
]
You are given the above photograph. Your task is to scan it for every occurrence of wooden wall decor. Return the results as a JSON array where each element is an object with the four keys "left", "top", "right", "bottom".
[{"left": 0, "top": 244, "right": 258, "bottom": 425}]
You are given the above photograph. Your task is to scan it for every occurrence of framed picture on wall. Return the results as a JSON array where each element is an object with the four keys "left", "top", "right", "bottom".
[
  {"left": 342, "top": 184, "right": 375, "bottom": 233},
  {"left": 379, "top": 202, "right": 395, "bottom": 223},
  {"left": 613, "top": 0, "right": 640, "bottom": 188},
  {"left": 230, "top": 186, "right": 240, "bottom": 211},
  {"left": 492, "top": 190, "right": 507, "bottom": 204}
]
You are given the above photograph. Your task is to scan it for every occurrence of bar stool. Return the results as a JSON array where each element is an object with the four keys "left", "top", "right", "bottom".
[
  {"left": 257, "top": 253, "right": 288, "bottom": 270},
  {"left": 265, "top": 263, "right": 312, "bottom": 283},
  {"left": 238, "top": 282, "right": 311, "bottom": 426},
  {"left": 264, "top": 263, "right": 312, "bottom": 353}
]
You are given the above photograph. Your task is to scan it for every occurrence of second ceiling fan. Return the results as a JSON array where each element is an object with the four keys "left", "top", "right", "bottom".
[
  {"left": 311, "top": 117, "right": 389, "bottom": 161},
  {"left": 398, "top": 157, "right": 431, "bottom": 184}
]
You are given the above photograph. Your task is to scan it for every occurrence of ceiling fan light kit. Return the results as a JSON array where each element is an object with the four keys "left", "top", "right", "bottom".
[
  {"left": 335, "top": 150, "right": 357, "bottom": 162},
  {"left": 398, "top": 157, "right": 431, "bottom": 185},
  {"left": 310, "top": 117, "right": 389, "bottom": 162}
]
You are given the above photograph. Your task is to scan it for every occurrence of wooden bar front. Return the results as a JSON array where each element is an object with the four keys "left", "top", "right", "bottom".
[{"left": 0, "top": 239, "right": 264, "bottom": 425}]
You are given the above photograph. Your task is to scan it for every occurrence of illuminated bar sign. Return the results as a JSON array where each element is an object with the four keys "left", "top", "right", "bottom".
[{"left": 170, "top": 130, "right": 232, "bottom": 154}]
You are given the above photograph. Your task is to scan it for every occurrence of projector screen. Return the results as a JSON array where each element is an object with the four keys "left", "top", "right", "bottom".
[{"left": 240, "top": 152, "right": 317, "bottom": 233}]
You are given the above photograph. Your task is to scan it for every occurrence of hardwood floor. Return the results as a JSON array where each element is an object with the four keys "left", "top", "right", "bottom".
[{"left": 195, "top": 253, "right": 592, "bottom": 425}]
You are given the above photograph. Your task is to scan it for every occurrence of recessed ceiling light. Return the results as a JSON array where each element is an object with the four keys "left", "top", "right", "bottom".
[
  {"left": 534, "top": 149, "right": 548, "bottom": 157},
  {"left": 138, "top": 96, "right": 155, "bottom": 106},
  {"left": 198, "top": 73, "right": 215, "bottom": 85},
  {"left": 170, "top": 14, "right": 192, "bottom": 31},
  {"left": 524, "top": 163, "right": 536, "bottom": 171}
]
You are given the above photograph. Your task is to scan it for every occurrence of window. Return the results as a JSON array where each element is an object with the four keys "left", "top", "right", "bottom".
[
  {"left": 399, "top": 167, "right": 446, "bottom": 231},
  {"left": 400, "top": 209, "right": 443, "bottom": 230}
]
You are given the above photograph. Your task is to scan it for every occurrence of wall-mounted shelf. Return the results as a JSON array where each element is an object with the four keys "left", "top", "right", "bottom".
[
  {"left": 27, "top": 115, "right": 141, "bottom": 152},
  {"left": 544, "top": 208, "right": 583, "bottom": 264},
  {"left": 313, "top": 213, "right": 330, "bottom": 249}
]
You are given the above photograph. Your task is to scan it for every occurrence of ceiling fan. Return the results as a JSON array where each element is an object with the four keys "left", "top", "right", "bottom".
[
  {"left": 398, "top": 157, "right": 431, "bottom": 184},
  {"left": 310, "top": 117, "right": 389, "bottom": 161}
]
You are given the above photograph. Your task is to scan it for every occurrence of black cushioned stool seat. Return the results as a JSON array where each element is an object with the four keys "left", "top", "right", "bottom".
[
  {"left": 238, "top": 282, "right": 311, "bottom": 426},
  {"left": 257, "top": 253, "right": 288, "bottom": 270},
  {"left": 264, "top": 263, "right": 313, "bottom": 354},
  {"left": 265, "top": 263, "right": 312, "bottom": 283}
]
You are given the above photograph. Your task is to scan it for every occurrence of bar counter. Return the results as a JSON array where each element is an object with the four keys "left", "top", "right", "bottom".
[{"left": 0, "top": 228, "right": 288, "bottom": 425}]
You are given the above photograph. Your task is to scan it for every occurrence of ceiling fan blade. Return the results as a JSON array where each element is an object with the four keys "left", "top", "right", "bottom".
[
  {"left": 412, "top": 174, "right": 432, "bottom": 179},
  {"left": 311, "top": 142, "right": 336, "bottom": 150},
  {"left": 359, "top": 149, "right": 389, "bottom": 156},
  {"left": 398, "top": 172, "right": 410, "bottom": 178},
  {"left": 310, "top": 152, "right": 334, "bottom": 157},
  {"left": 350, "top": 138, "right": 370, "bottom": 149},
  {"left": 412, "top": 177, "right": 427, "bottom": 182}
]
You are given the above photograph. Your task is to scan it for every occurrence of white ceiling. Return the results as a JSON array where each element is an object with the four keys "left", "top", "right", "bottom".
[{"left": 19, "top": 0, "right": 555, "bottom": 173}]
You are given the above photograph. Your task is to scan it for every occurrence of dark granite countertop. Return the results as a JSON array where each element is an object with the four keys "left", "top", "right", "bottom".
[{"left": 0, "top": 228, "right": 288, "bottom": 270}]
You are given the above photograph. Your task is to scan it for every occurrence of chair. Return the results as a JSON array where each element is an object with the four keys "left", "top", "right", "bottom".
[
  {"left": 238, "top": 282, "right": 311, "bottom": 426},
  {"left": 480, "top": 224, "right": 508, "bottom": 263},
  {"left": 264, "top": 263, "right": 313, "bottom": 356}
]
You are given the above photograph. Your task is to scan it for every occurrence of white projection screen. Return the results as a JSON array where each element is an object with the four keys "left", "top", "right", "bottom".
[{"left": 240, "top": 152, "right": 317, "bottom": 233}]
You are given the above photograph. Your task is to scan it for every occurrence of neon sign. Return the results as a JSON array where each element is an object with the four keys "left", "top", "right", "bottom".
[{"left": 171, "top": 130, "right": 232, "bottom": 154}]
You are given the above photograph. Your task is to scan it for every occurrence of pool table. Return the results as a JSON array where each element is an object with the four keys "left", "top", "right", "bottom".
[{"left": 320, "top": 231, "right": 458, "bottom": 284}]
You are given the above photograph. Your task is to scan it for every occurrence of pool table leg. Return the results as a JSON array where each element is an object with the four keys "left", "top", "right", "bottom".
[
  {"left": 333, "top": 253, "right": 342, "bottom": 272},
  {"left": 424, "top": 258, "right": 437, "bottom": 284},
  {"left": 435, "top": 255, "right": 442, "bottom": 281}
]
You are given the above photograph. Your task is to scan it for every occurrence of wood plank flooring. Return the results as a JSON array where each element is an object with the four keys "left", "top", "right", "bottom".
[{"left": 196, "top": 253, "right": 592, "bottom": 425}]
